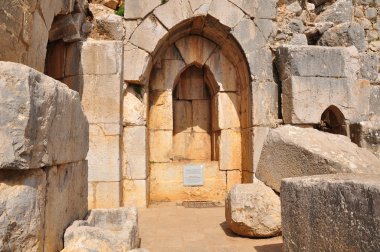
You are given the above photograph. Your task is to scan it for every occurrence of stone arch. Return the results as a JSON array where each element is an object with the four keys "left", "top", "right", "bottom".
[
  {"left": 122, "top": 0, "right": 278, "bottom": 205},
  {"left": 318, "top": 105, "right": 348, "bottom": 136}
]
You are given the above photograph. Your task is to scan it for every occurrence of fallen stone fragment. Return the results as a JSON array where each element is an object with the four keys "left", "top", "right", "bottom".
[
  {"left": 256, "top": 125, "right": 380, "bottom": 192},
  {"left": 225, "top": 180, "right": 281, "bottom": 238},
  {"left": 282, "top": 173, "right": 380, "bottom": 252},
  {"left": 64, "top": 207, "right": 140, "bottom": 252}
]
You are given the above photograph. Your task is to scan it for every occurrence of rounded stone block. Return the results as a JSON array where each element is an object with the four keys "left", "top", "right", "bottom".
[{"left": 225, "top": 180, "right": 281, "bottom": 238}]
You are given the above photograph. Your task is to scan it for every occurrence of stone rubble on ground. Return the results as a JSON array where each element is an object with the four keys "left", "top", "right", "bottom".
[{"left": 63, "top": 207, "right": 140, "bottom": 252}]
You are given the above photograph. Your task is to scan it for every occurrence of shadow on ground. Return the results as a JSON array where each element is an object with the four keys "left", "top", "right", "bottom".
[{"left": 220, "top": 221, "right": 283, "bottom": 251}]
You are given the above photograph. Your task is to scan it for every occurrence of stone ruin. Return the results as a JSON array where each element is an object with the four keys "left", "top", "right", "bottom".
[{"left": 0, "top": 0, "right": 379, "bottom": 251}]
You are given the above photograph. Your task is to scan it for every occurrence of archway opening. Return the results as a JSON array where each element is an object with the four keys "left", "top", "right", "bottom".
[{"left": 317, "top": 105, "right": 348, "bottom": 136}]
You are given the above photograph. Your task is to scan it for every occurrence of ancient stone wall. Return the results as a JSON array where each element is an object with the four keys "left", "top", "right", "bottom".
[{"left": 0, "top": 62, "right": 89, "bottom": 251}]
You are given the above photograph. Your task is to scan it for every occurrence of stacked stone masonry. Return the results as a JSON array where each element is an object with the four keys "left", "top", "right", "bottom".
[
  {"left": 0, "top": 62, "right": 89, "bottom": 251},
  {"left": 0, "top": 0, "right": 379, "bottom": 210}
]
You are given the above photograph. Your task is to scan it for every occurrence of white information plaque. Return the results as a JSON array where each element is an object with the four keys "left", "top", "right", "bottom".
[{"left": 183, "top": 164, "right": 204, "bottom": 186}]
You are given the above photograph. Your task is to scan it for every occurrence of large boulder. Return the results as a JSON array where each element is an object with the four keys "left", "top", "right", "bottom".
[
  {"left": 0, "top": 61, "right": 89, "bottom": 170},
  {"left": 225, "top": 180, "right": 281, "bottom": 238},
  {"left": 63, "top": 207, "right": 140, "bottom": 252},
  {"left": 318, "top": 22, "right": 367, "bottom": 52},
  {"left": 314, "top": 0, "right": 353, "bottom": 24},
  {"left": 256, "top": 125, "right": 380, "bottom": 192},
  {"left": 281, "top": 173, "right": 380, "bottom": 251}
]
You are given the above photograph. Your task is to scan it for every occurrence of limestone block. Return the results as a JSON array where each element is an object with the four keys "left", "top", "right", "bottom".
[
  {"left": 151, "top": 61, "right": 185, "bottom": 91},
  {"left": 48, "top": 13, "right": 86, "bottom": 42},
  {"left": 241, "top": 128, "right": 254, "bottom": 176},
  {"left": 124, "top": 0, "right": 161, "bottom": 19},
  {"left": 276, "top": 45, "right": 359, "bottom": 80},
  {"left": 226, "top": 170, "right": 242, "bottom": 191},
  {"left": 123, "top": 126, "right": 147, "bottom": 180},
  {"left": 247, "top": 48, "right": 274, "bottom": 82},
  {"left": 82, "top": 74, "right": 122, "bottom": 124},
  {"left": 173, "top": 100, "right": 192, "bottom": 134},
  {"left": 219, "top": 130, "right": 242, "bottom": 171},
  {"left": 212, "top": 93, "right": 240, "bottom": 130},
  {"left": 251, "top": 82, "right": 278, "bottom": 126},
  {"left": 192, "top": 100, "right": 211, "bottom": 133},
  {"left": 123, "top": 85, "right": 147, "bottom": 126},
  {"left": 64, "top": 207, "right": 139, "bottom": 251},
  {"left": 350, "top": 121, "right": 380, "bottom": 158},
  {"left": 44, "top": 161, "right": 88, "bottom": 252},
  {"left": 88, "top": 181, "right": 121, "bottom": 209},
  {"left": 254, "top": 18, "right": 276, "bottom": 43},
  {"left": 124, "top": 43, "right": 152, "bottom": 83},
  {"left": 281, "top": 174, "right": 380, "bottom": 251},
  {"left": 173, "top": 132, "right": 211, "bottom": 160},
  {"left": 28, "top": 12, "right": 49, "bottom": 72},
  {"left": 150, "top": 161, "right": 227, "bottom": 202},
  {"left": 189, "top": 0, "right": 212, "bottom": 15},
  {"left": 65, "top": 40, "right": 123, "bottom": 76},
  {"left": 208, "top": 0, "right": 245, "bottom": 28},
  {"left": 229, "top": 0, "right": 277, "bottom": 19},
  {"left": 0, "top": 169, "right": 46, "bottom": 252},
  {"left": 314, "top": 0, "right": 353, "bottom": 24},
  {"left": 149, "top": 130, "right": 173, "bottom": 162},
  {"left": 359, "top": 52, "right": 379, "bottom": 82},
  {"left": 0, "top": 62, "right": 89, "bottom": 170},
  {"left": 205, "top": 49, "right": 238, "bottom": 92},
  {"left": 289, "top": 34, "right": 308, "bottom": 45},
  {"left": 123, "top": 20, "right": 139, "bottom": 40},
  {"left": 249, "top": 127, "right": 270, "bottom": 173},
  {"left": 175, "top": 36, "right": 217, "bottom": 66},
  {"left": 129, "top": 15, "right": 168, "bottom": 53},
  {"left": 94, "top": 13, "right": 124, "bottom": 40},
  {"left": 88, "top": 124, "right": 121, "bottom": 182},
  {"left": 175, "top": 66, "right": 209, "bottom": 100},
  {"left": 149, "top": 90, "right": 173, "bottom": 130},
  {"left": 93, "top": 0, "right": 119, "bottom": 10},
  {"left": 370, "top": 85, "right": 380, "bottom": 118},
  {"left": 318, "top": 22, "right": 367, "bottom": 52},
  {"left": 282, "top": 77, "right": 370, "bottom": 124},
  {"left": 225, "top": 180, "right": 281, "bottom": 238},
  {"left": 123, "top": 179, "right": 148, "bottom": 208},
  {"left": 232, "top": 17, "right": 267, "bottom": 55},
  {"left": 256, "top": 126, "right": 380, "bottom": 192},
  {"left": 153, "top": 0, "right": 192, "bottom": 29}
]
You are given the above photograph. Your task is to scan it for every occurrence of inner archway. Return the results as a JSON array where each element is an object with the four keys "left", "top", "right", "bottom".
[
  {"left": 318, "top": 105, "right": 348, "bottom": 136},
  {"left": 148, "top": 33, "right": 249, "bottom": 204}
]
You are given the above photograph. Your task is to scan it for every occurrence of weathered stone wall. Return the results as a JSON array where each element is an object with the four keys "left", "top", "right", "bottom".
[
  {"left": 0, "top": 62, "right": 89, "bottom": 251},
  {"left": 281, "top": 174, "right": 380, "bottom": 251},
  {"left": 0, "top": 0, "right": 89, "bottom": 72}
]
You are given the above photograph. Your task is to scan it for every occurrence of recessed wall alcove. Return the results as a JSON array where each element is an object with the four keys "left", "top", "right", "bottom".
[{"left": 148, "top": 32, "right": 251, "bottom": 203}]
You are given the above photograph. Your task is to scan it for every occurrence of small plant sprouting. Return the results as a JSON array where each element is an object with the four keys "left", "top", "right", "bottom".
[{"left": 115, "top": 3, "right": 124, "bottom": 16}]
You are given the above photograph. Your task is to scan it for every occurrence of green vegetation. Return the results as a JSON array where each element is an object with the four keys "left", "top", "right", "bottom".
[{"left": 115, "top": 4, "right": 124, "bottom": 16}]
